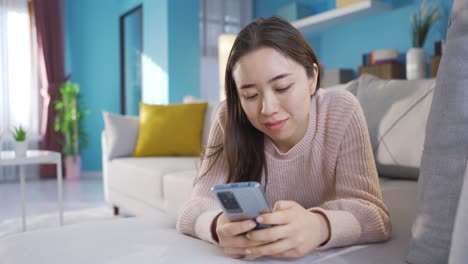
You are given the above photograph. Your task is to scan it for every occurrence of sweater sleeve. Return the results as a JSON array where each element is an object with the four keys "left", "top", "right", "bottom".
[
  {"left": 311, "top": 98, "right": 391, "bottom": 250},
  {"left": 176, "top": 103, "right": 227, "bottom": 244}
]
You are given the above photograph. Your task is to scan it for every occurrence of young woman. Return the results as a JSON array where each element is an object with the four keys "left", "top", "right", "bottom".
[{"left": 177, "top": 16, "right": 390, "bottom": 260}]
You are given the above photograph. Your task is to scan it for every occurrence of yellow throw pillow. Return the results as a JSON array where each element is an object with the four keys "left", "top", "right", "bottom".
[{"left": 133, "top": 102, "right": 208, "bottom": 157}]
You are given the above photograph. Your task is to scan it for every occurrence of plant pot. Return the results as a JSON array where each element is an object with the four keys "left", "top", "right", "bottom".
[
  {"left": 14, "top": 141, "right": 27, "bottom": 157},
  {"left": 406, "top": 47, "right": 426, "bottom": 80},
  {"left": 65, "top": 155, "right": 82, "bottom": 180}
]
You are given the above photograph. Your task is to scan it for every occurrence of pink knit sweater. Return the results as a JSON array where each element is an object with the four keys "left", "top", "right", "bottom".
[{"left": 176, "top": 88, "right": 391, "bottom": 250}]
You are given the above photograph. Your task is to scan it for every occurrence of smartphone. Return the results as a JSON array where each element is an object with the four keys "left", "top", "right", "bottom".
[{"left": 211, "top": 181, "right": 272, "bottom": 230}]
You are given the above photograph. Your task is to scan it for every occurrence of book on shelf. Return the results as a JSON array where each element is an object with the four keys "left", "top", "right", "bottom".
[{"left": 362, "top": 49, "right": 399, "bottom": 66}]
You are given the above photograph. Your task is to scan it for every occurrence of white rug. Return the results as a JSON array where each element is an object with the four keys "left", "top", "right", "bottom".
[{"left": 0, "top": 206, "right": 123, "bottom": 238}]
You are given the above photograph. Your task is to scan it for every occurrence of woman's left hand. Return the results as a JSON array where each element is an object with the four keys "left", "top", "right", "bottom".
[{"left": 243, "top": 200, "right": 330, "bottom": 260}]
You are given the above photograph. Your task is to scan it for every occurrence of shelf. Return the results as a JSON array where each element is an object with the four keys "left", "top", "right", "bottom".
[{"left": 292, "top": 0, "right": 392, "bottom": 34}]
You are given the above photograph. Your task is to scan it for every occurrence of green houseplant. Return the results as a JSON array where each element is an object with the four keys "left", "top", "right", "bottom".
[
  {"left": 12, "top": 126, "right": 27, "bottom": 141},
  {"left": 406, "top": 1, "right": 441, "bottom": 80},
  {"left": 12, "top": 125, "right": 27, "bottom": 157},
  {"left": 410, "top": 1, "right": 441, "bottom": 48},
  {"left": 54, "top": 81, "right": 89, "bottom": 179}
]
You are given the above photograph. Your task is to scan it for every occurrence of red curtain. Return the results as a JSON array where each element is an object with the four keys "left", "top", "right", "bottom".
[{"left": 32, "top": 0, "right": 66, "bottom": 177}]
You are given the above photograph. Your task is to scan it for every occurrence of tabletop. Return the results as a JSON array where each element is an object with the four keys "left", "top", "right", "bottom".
[{"left": 0, "top": 150, "right": 61, "bottom": 166}]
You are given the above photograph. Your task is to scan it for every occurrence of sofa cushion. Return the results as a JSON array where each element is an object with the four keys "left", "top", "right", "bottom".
[
  {"left": 107, "top": 157, "right": 199, "bottom": 210},
  {"left": 357, "top": 74, "right": 435, "bottom": 180},
  {"left": 407, "top": 2, "right": 468, "bottom": 263},
  {"left": 102, "top": 111, "right": 139, "bottom": 159},
  {"left": 163, "top": 170, "right": 198, "bottom": 216},
  {"left": 134, "top": 102, "right": 208, "bottom": 157}
]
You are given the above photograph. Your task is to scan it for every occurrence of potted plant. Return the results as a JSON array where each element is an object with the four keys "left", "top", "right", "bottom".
[
  {"left": 12, "top": 125, "right": 27, "bottom": 157},
  {"left": 406, "top": 1, "right": 441, "bottom": 80},
  {"left": 54, "top": 81, "right": 89, "bottom": 180}
]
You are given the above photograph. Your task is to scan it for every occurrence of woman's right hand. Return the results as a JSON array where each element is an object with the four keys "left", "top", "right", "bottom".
[{"left": 215, "top": 213, "right": 269, "bottom": 259}]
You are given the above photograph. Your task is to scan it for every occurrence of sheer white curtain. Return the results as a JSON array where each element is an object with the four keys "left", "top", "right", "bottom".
[{"left": 0, "top": 0, "right": 40, "bottom": 181}]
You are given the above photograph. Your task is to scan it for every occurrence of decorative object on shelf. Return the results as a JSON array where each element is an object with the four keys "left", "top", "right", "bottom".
[
  {"left": 406, "top": 1, "right": 441, "bottom": 80},
  {"left": 336, "top": 0, "right": 365, "bottom": 8},
  {"left": 406, "top": 48, "right": 426, "bottom": 80},
  {"left": 321, "top": 69, "right": 355, "bottom": 88},
  {"left": 358, "top": 62, "right": 404, "bottom": 80},
  {"left": 277, "top": 2, "right": 310, "bottom": 22},
  {"left": 434, "top": 40, "right": 444, "bottom": 56},
  {"left": 54, "top": 81, "right": 89, "bottom": 180},
  {"left": 430, "top": 55, "right": 441, "bottom": 78},
  {"left": 12, "top": 126, "right": 27, "bottom": 157},
  {"left": 430, "top": 40, "right": 444, "bottom": 78}
]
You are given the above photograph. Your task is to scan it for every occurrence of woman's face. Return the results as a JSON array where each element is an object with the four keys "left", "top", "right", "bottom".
[{"left": 232, "top": 47, "right": 318, "bottom": 152}]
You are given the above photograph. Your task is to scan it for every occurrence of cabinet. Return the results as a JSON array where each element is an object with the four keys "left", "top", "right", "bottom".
[{"left": 358, "top": 62, "right": 404, "bottom": 80}]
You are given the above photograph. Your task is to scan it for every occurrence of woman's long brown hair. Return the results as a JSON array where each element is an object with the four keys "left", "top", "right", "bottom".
[{"left": 200, "top": 16, "right": 321, "bottom": 185}]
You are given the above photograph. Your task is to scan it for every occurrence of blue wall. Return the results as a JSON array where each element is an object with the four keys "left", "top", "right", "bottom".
[
  {"left": 168, "top": 0, "right": 200, "bottom": 103},
  {"left": 66, "top": 0, "right": 120, "bottom": 172},
  {"left": 255, "top": 0, "right": 453, "bottom": 73},
  {"left": 65, "top": 0, "right": 200, "bottom": 172}
]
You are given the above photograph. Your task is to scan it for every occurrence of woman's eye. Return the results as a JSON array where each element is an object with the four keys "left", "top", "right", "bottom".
[
  {"left": 244, "top": 94, "right": 258, "bottom": 100},
  {"left": 276, "top": 84, "right": 293, "bottom": 93}
]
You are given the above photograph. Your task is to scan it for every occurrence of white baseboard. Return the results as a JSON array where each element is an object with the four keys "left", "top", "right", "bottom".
[{"left": 82, "top": 171, "right": 102, "bottom": 179}]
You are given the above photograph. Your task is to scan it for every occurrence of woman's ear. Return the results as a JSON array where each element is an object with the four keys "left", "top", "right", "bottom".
[{"left": 309, "top": 63, "right": 319, "bottom": 95}]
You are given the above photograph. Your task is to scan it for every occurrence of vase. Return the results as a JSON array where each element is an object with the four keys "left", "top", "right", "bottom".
[
  {"left": 406, "top": 47, "right": 426, "bottom": 80},
  {"left": 65, "top": 155, "right": 82, "bottom": 180},
  {"left": 13, "top": 141, "right": 27, "bottom": 157}
]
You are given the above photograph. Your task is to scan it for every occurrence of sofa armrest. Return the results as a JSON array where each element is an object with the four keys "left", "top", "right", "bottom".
[
  {"left": 101, "top": 130, "right": 110, "bottom": 161},
  {"left": 101, "top": 130, "right": 111, "bottom": 202}
]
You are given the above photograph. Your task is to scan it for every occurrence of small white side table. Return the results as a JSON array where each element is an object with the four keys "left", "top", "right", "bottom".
[{"left": 0, "top": 150, "right": 63, "bottom": 231}]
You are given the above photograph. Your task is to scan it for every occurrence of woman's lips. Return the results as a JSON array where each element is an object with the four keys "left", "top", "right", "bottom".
[{"left": 265, "top": 119, "right": 288, "bottom": 131}]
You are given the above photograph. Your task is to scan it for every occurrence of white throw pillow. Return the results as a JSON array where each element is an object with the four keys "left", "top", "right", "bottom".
[
  {"left": 356, "top": 74, "right": 435, "bottom": 180},
  {"left": 183, "top": 95, "right": 220, "bottom": 146},
  {"left": 102, "top": 111, "right": 139, "bottom": 159}
]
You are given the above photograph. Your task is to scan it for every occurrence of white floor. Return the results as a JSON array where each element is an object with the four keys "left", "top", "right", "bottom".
[{"left": 0, "top": 177, "right": 108, "bottom": 220}]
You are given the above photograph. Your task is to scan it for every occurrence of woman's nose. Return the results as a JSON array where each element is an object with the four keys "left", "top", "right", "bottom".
[{"left": 261, "top": 94, "right": 279, "bottom": 116}]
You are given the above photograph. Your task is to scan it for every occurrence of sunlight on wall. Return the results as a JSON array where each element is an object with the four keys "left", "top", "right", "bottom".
[{"left": 142, "top": 53, "right": 168, "bottom": 105}]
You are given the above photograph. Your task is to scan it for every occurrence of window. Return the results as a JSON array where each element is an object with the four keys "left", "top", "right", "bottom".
[
  {"left": 0, "top": 0, "right": 40, "bottom": 180},
  {"left": 199, "top": 0, "right": 252, "bottom": 57},
  {"left": 199, "top": 0, "right": 252, "bottom": 101},
  {"left": 0, "top": 0, "right": 39, "bottom": 143}
]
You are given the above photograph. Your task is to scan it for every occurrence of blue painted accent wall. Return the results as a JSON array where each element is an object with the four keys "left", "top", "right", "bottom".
[
  {"left": 168, "top": 0, "right": 200, "bottom": 103},
  {"left": 255, "top": 0, "right": 453, "bottom": 73},
  {"left": 65, "top": 0, "right": 199, "bottom": 171},
  {"left": 65, "top": 0, "right": 120, "bottom": 172}
]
